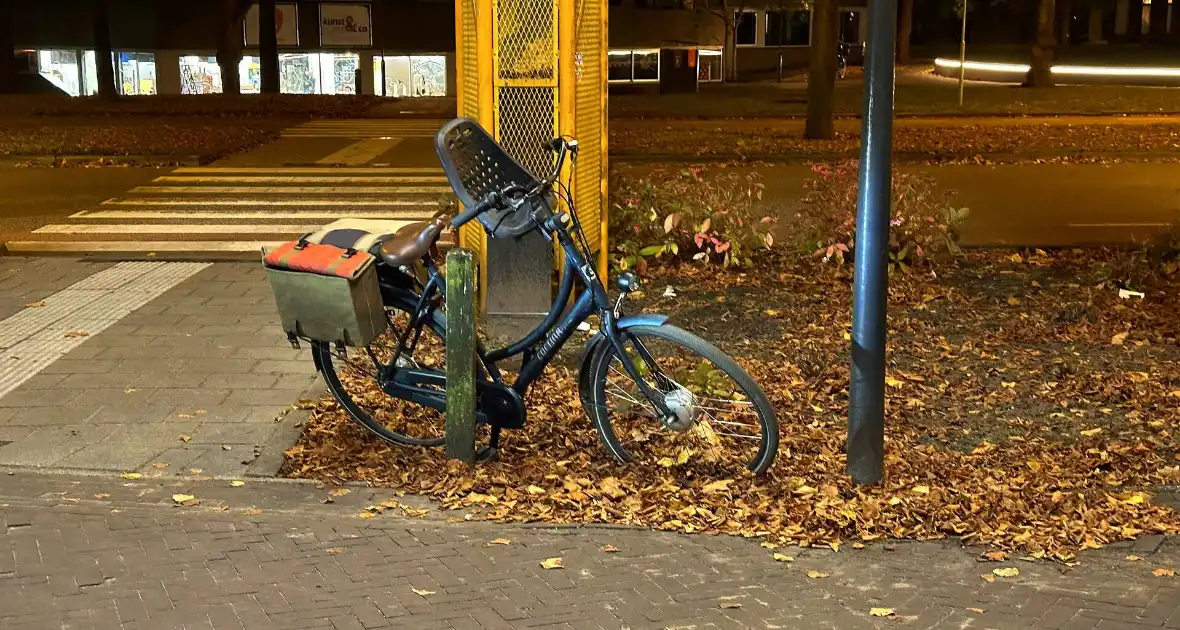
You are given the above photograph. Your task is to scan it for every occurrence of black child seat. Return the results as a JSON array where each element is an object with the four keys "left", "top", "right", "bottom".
[{"left": 434, "top": 118, "right": 556, "bottom": 239}]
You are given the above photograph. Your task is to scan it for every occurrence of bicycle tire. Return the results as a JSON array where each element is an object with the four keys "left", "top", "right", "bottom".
[
  {"left": 584, "top": 324, "right": 779, "bottom": 474},
  {"left": 313, "top": 295, "right": 453, "bottom": 447}
]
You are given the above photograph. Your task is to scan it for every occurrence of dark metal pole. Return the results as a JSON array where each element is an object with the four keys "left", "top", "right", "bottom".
[{"left": 848, "top": 0, "right": 898, "bottom": 486}]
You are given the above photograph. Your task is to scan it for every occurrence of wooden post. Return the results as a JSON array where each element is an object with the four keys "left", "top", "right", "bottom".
[{"left": 445, "top": 248, "right": 478, "bottom": 464}]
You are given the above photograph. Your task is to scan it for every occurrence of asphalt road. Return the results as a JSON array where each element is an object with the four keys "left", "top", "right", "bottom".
[
  {"left": 2, "top": 147, "right": 1177, "bottom": 257},
  {"left": 0, "top": 167, "right": 166, "bottom": 244},
  {"left": 672, "top": 162, "right": 1180, "bottom": 247}
]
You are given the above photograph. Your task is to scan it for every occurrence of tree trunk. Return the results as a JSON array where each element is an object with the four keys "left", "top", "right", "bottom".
[
  {"left": 1056, "top": 0, "right": 1072, "bottom": 47},
  {"left": 258, "top": 0, "right": 280, "bottom": 93},
  {"left": 724, "top": 22, "right": 738, "bottom": 81},
  {"left": 1149, "top": 0, "right": 1168, "bottom": 41},
  {"left": 1025, "top": 0, "right": 1055, "bottom": 88},
  {"left": 217, "top": 0, "right": 246, "bottom": 95},
  {"left": 0, "top": 0, "right": 16, "bottom": 94},
  {"left": 93, "top": 0, "right": 117, "bottom": 99},
  {"left": 896, "top": 0, "right": 915, "bottom": 65},
  {"left": 805, "top": 0, "right": 840, "bottom": 139},
  {"left": 1124, "top": 0, "right": 1142, "bottom": 41}
]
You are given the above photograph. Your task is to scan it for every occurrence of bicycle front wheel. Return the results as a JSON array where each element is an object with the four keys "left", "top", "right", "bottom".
[{"left": 584, "top": 324, "right": 779, "bottom": 475}]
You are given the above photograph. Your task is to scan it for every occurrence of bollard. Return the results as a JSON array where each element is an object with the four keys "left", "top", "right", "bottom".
[{"left": 445, "top": 248, "right": 478, "bottom": 464}]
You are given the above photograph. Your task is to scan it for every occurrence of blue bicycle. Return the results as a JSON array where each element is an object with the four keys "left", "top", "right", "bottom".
[{"left": 311, "top": 119, "right": 780, "bottom": 473}]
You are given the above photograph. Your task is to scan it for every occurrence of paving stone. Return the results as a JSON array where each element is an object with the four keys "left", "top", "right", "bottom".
[
  {"left": 0, "top": 262, "right": 308, "bottom": 475},
  {"left": 188, "top": 423, "right": 281, "bottom": 446},
  {"left": 0, "top": 425, "right": 120, "bottom": 466},
  {"left": 56, "top": 422, "right": 203, "bottom": 470}
]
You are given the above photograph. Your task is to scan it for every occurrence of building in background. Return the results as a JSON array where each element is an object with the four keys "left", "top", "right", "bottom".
[{"left": 9, "top": 0, "right": 456, "bottom": 97}]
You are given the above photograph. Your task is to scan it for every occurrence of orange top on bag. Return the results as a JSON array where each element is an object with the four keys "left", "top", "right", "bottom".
[{"left": 263, "top": 241, "right": 373, "bottom": 280}]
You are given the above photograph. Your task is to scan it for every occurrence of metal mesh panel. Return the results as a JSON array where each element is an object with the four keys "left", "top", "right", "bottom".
[
  {"left": 573, "top": 0, "right": 605, "bottom": 258},
  {"left": 457, "top": 0, "right": 484, "bottom": 256},
  {"left": 459, "top": 0, "right": 480, "bottom": 121},
  {"left": 496, "top": 0, "right": 556, "bottom": 81},
  {"left": 495, "top": 86, "right": 556, "bottom": 180}
]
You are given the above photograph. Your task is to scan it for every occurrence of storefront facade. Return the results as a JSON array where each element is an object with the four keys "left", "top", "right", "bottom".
[
  {"left": 11, "top": 0, "right": 456, "bottom": 98},
  {"left": 11, "top": 0, "right": 868, "bottom": 98}
]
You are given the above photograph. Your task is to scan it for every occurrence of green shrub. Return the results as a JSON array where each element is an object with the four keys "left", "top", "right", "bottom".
[
  {"left": 609, "top": 168, "right": 776, "bottom": 274},
  {"left": 795, "top": 161, "right": 968, "bottom": 273}
]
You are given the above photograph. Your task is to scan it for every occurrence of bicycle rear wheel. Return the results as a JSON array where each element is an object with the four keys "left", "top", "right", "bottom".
[
  {"left": 312, "top": 295, "right": 453, "bottom": 447},
  {"left": 584, "top": 324, "right": 778, "bottom": 474}
]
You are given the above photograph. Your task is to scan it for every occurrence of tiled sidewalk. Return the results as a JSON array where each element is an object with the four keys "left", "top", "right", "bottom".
[
  {"left": 0, "top": 258, "right": 318, "bottom": 477},
  {"left": 0, "top": 471, "right": 1178, "bottom": 629}
]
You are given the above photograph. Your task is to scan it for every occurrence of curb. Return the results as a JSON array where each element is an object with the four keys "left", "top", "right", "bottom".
[
  {"left": 0, "top": 154, "right": 206, "bottom": 168},
  {"left": 611, "top": 112, "right": 1180, "bottom": 122},
  {"left": 244, "top": 380, "right": 328, "bottom": 478},
  {"left": 610, "top": 151, "right": 1180, "bottom": 165}
]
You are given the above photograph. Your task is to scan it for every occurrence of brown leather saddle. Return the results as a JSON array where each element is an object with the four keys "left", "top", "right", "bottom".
[{"left": 379, "top": 212, "right": 451, "bottom": 267}]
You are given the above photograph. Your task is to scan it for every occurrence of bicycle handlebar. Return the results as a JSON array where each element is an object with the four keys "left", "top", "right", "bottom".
[{"left": 449, "top": 137, "right": 575, "bottom": 230}]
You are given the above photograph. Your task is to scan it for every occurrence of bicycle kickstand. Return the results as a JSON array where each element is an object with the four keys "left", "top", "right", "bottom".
[{"left": 476, "top": 425, "right": 501, "bottom": 463}]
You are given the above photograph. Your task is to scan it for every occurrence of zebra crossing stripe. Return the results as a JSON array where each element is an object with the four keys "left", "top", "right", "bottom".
[
  {"left": 97, "top": 199, "right": 431, "bottom": 207},
  {"left": 32, "top": 224, "right": 334, "bottom": 235},
  {"left": 171, "top": 167, "right": 443, "bottom": 175},
  {"left": 128, "top": 186, "right": 453, "bottom": 195},
  {"left": 316, "top": 138, "right": 404, "bottom": 165},
  {"left": 151, "top": 175, "right": 448, "bottom": 184}
]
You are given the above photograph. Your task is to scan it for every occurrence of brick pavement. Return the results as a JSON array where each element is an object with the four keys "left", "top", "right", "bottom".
[
  {"left": 0, "top": 258, "right": 318, "bottom": 477},
  {"left": 1, "top": 471, "right": 1179, "bottom": 630}
]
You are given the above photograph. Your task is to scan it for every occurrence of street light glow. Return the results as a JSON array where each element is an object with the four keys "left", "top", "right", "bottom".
[{"left": 935, "top": 58, "right": 1180, "bottom": 78}]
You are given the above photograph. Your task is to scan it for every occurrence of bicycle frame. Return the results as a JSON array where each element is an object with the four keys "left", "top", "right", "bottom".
[{"left": 375, "top": 208, "right": 675, "bottom": 427}]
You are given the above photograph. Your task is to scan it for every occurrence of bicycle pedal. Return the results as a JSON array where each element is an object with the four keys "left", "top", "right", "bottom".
[{"left": 476, "top": 446, "right": 499, "bottom": 463}]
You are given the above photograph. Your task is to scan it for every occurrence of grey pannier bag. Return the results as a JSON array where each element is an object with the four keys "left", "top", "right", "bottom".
[{"left": 262, "top": 237, "right": 385, "bottom": 349}]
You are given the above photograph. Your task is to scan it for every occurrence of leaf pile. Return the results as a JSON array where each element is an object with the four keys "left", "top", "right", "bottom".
[
  {"left": 610, "top": 121, "right": 1180, "bottom": 164},
  {"left": 1, "top": 93, "right": 386, "bottom": 119},
  {"left": 0, "top": 117, "right": 287, "bottom": 160},
  {"left": 284, "top": 251, "right": 1180, "bottom": 561}
]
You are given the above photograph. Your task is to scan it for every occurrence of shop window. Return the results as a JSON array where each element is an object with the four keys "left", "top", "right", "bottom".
[
  {"left": 608, "top": 51, "right": 633, "bottom": 82},
  {"left": 180, "top": 55, "right": 223, "bottom": 94},
  {"left": 765, "top": 10, "right": 810, "bottom": 46},
  {"left": 607, "top": 49, "right": 661, "bottom": 83},
  {"left": 374, "top": 55, "right": 447, "bottom": 97},
  {"left": 279, "top": 53, "right": 359, "bottom": 94},
  {"left": 735, "top": 11, "right": 758, "bottom": 46},
  {"left": 789, "top": 10, "right": 812, "bottom": 45},
  {"left": 697, "top": 48, "right": 723, "bottom": 82},
  {"left": 633, "top": 50, "right": 659, "bottom": 81},
  {"left": 38, "top": 50, "right": 82, "bottom": 96},
  {"left": 81, "top": 51, "right": 98, "bottom": 96},
  {"left": 117, "top": 52, "right": 157, "bottom": 95},
  {"left": 239, "top": 56, "right": 261, "bottom": 94}
]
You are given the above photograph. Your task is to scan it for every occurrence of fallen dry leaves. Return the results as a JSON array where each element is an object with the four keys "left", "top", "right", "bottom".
[
  {"left": 540, "top": 558, "right": 564, "bottom": 570},
  {"left": 283, "top": 251, "right": 1180, "bottom": 562},
  {"left": 1153, "top": 568, "right": 1176, "bottom": 577},
  {"left": 609, "top": 122, "right": 1180, "bottom": 166},
  {"left": 171, "top": 494, "right": 198, "bottom": 506}
]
